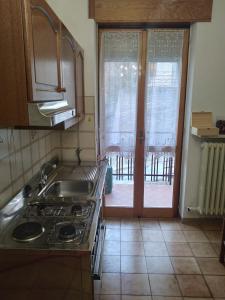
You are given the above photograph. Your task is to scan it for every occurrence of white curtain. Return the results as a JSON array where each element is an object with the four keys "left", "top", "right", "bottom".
[
  {"left": 99, "top": 32, "right": 139, "bottom": 156},
  {"left": 145, "top": 30, "right": 184, "bottom": 154}
]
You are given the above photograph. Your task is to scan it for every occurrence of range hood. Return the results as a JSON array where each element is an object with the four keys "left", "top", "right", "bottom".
[{"left": 28, "top": 100, "right": 75, "bottom": 127}]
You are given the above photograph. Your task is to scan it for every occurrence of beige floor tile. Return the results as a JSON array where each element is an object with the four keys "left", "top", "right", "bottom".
[
  {"left": 180, "top": 223, "right": 202, "bottom": 231},
  {"left": 205, "top": 275, "right": 225, "bottom": 297},
  {"left": 121, "top": 219, "right": 140, "bottom": 229},
  {"left": 121, "top": 241, "right": 144, "bottom": 256},
  {"left": 204, "top": 230, "right": 222, "bottom": 242},
  {"left": 122, "top": 273, "right": 150, "bottom": 295},
  {"left": 201, "top": 223, "right": 222, "bottom": 231},
  {"left": 211, "top": 242, "right": 221, "bottom": 255},
  {"left": 142, "top": 230, "right": 164, "bottom": 242},
  {"left": 121, "top": 229, "right": 142, "bottom": 242},
  {"left": 163, "top": 231, "right": 186, "bottom": 243},
  {"left": 189, "top": 242, "right": 217, "bottom": 257},
  {"left": 105, "top": 229, "right": 121, "bottom": 241},
  {"left": 183, "top": 231, "right": 208, "bottom": 242},
  {"left": 171, "top": 257, "right": 201, "bottom": 274},
  {"left": 166, "top": 242, "right": 193, "bottom": 257},
  {"left": 100, "top": 273, "right": 121, "bottom": 295},
  {"left": 105, "top": 218, "right": 121, "bottom": 229},
  {"left": 144, "top": 242, "right": 168, "bottom": 257},
  {"left": 102, "top": 256, "right": 121, "bottom": 273},
  {"left": 149, "top": 274, "right": 181, "bottom": 296},
  {"left": 140, "top": 219, "right": 161, "bottom": 230},
  {"left": 183, "top": 298, "right": 213, "bottom": 300},
  {"left": 94, "top": 279, "right": 101, "bottom": 295},
  {"left": 104, "top": 241, "right": 121, "bottom": 255},
  {"left": 160, "top": 220, "right": 181, "bottom": 231},
  {"left": 177, "top": 275, "right": 210, "bottom": 297},
  {"left": 146, "top": 257, "right": 174, "bottom": 274},
  {"left": 121, "top": 256, "right": 147, "bottom": 273},
  {"left": 197, "top": 258, "right": 225, "bottom": 275},
  {"left": 153, "top": 297, "right": 182, "bottom": 300},
  {"left": 100, "top": 296, "right": 121, "bottom": 300},
  {"left": 122, "top": 296, "right": 152, "bottom": 300}
]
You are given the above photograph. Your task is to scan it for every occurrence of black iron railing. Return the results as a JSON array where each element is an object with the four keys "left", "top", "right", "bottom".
[{"left": 107, "top": 152, "right": 174, "bottom": 185}]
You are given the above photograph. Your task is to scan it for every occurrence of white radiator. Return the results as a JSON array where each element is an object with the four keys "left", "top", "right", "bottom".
[{"left": 198, "top": 143, "right": 225, "bottom": 215}]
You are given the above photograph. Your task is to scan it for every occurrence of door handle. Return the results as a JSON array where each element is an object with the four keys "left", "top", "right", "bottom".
[
  {"left": 138, "top": 130, "right": 145, "bottom": 144},
  {"left": 56, "top": 87, "right": 66, "bottom": 93}
]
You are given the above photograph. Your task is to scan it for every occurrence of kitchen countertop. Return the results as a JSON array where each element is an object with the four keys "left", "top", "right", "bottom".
[{"left": 0, "top": 159, "right": 108, "bottom": 253}]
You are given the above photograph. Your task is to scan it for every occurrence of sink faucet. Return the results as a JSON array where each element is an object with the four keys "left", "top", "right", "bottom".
[
  {"left": 39, "top": 162, "right": 57, "bottom": 191},
  {"left": 76, "top": 147, "right": 82, "bottom": 166}
]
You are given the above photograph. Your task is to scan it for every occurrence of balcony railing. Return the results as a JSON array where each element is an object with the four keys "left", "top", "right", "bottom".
[{"left": 107, "top": 152, "right": 175, "bottom": 185}]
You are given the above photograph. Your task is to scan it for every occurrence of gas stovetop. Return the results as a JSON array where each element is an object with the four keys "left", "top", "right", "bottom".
[
  {"left": 4, "top": 199, "right": 96, "bottom": 248},
  {"left": 24, "top": 201, "right": 94, "bottom": 218}
]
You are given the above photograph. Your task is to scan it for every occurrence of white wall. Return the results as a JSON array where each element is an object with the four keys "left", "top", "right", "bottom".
[
  {"left": 180, "top": 0, "right": 225, "bottom": 218},
  {"left": 46, "top": 0, "right": 97, "bottom": 97},
  {"left": 46, "top": 0, "right": 98, "bottom": 162}
]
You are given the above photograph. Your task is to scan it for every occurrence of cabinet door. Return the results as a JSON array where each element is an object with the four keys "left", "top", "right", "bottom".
[
  {"left": 0, "top": 0, "right": 28, "bottom": 126},
  {"left": 23, "top": 0, "right": 63, "bottom": 101},
  {"left": 61, "top": 25, "right": 76, "bottom": 112},
  {"left": 76, "top": 47, "right": 85, "bottom": 120}
]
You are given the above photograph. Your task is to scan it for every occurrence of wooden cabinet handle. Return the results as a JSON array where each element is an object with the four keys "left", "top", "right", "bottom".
[{"left": 56, "top": 87, "right": 66, "bottom": 93}]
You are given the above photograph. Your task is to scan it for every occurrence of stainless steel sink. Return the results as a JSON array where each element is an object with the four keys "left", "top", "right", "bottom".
[{"left": 42, "top": 180, "right": 95, "bottom": 198}]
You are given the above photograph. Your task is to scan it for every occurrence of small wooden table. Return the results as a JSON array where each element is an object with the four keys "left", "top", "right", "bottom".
[{"left": 220, "top": 218, "right": 225, "bottom": 263}]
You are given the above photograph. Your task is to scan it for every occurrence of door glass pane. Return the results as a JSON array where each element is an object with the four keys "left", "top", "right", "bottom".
[
  {"left": 144, "top": 30, "right": 184, "bottom": 208},
  {"left": 99, "top": 31, "right": 140, "bottom": 208}
]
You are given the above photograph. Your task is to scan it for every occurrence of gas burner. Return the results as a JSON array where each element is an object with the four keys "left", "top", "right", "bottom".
[
  {"left": 58, "top": 224, "right": 81, "bottom": 242},
  {"left": 12, "top": 222, "right": 45, "bottom": 242},
  {"left": 48, "top": 221, "right": 86, "bottom": 245}
]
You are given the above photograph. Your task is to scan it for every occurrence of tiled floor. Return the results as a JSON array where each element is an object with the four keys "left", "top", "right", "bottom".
[
  {"left": 105, "top": 184, "right": 173, "bottom": 208},
  {"left": 95, "top": 218, "right": 225, "bottom": 300}
]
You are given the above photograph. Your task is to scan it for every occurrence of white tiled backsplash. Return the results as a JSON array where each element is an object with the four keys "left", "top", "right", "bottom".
[
  {"left": 0, "top": 129, "right": 61, "bottom": 208},
  {"left": 60, "top": 96, "right": 97, "bottom": 162},
  {"left": 0, "top": 96, "right": 97, "bottom": 208}
]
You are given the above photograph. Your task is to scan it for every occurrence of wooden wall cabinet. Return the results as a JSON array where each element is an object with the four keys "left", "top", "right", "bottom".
[
  {"left": 0, "top": 0, "right": 85, "bottom": 127},
  {"left": 61, "top": 25, "right": 77, "bottom": 111},
  {"left": 23, "top": 0, "right": 63, "bottom": 102},
  {"left": 76, "top": 46, "right": 85, "bottom": 121},
  {"left": 89, "top": 0, "right": 213, "bottom": 23}
]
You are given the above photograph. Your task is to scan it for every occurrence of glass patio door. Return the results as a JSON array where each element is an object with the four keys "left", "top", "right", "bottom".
[
  {"left": 99, "top": 29, "right": 189, "bottom": 218},
  {"left": 142, "top": 29, "right": 188, "bottom": 217},
  {"left": 99, "top": 30, "right": 141, "bottom": 216}
]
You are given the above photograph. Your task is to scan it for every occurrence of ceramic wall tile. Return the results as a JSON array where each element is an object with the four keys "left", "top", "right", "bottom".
[
  {"left": 20, "top": 130, "right": 30, "bottom": 148},
  {"left": 7, "top": 130, "right": 21, "bottom": 154},
  {"left": 62, "top": 149, "right": 77, "bottom": 162},
  {"left": 0, "top": 129, "right": 61, "bottom": 207},
  {"left": 22, "top": 146, "right": 32, "bottom": 172},
  {"left": 0, "top": 156, "right": 11, "bottom": 191},
  {"left": 10, "top": 151, "right": 23, "bottom": 181},
  {"left": 0, "top": 129, "right": 9, "bottom": 159},
  {"left": 0, "top": 186, "right": 13, "bottom": 209},
  {"left": 79, "top": 132, "right": 96, "bottom": 149},
  {"left": 80, "top": 149, "right": 96, "bottom": 162},
  {"left": 85, "top": 97, "right": 95, "bottom": 114},
  {"left": 79, "top": 114, "right": 95, "bottom": 132},
  {"left": 31, "top": 141, "right": 40, "bottom": 164},
  {"left": 61, "top": 132, "right": 78, "bottom": 148}
]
